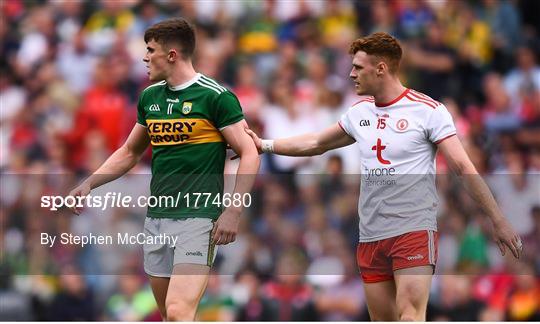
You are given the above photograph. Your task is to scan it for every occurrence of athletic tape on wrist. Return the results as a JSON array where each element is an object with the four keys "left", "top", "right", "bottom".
[{"left": 261, "top": 140, "right": 274, "bottom": 153}]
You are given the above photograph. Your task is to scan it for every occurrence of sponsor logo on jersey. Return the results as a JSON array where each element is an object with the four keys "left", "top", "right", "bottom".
[
  {"left": 359, "top": 119, "right": 371, "bottom": 127},
  {"left": 363, "top": 166, "right": 397, "bottom": 186},
  {"left": 182, "top": 101, "right": 192, "bottom": 115},
  {"left": 364, "top": 166, "right": 396, "bottom": 179},
  {"left": 371, "top": 138, "right": 391, "bottom": 164},
  {"left": 149, "top": 104, "right": 160, "bottom": 112},
  {"left": 166, "top": 98, "right": 180, "bottom": 103},
  {"left": 146, "top": 118, "right": 224, "bottom": 146},
  {"left": 396, "top": 119, "right": 408, "bottom": 131},
  {"left": 407, "top": 254, "right": 424, "bottom": 261}
]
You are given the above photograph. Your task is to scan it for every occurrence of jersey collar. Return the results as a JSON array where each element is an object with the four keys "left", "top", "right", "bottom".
[
  {"left": 167, "top": 73, "right": 201, "bottom": 91},
  {"left": 375, "top": 88, "right": 409, "bottom": 107}
]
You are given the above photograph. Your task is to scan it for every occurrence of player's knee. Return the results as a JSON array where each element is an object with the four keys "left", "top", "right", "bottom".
[
  {"left": 399, "top": 314, "right": 418, "bottom": 321},
  {"left": 397, "top": 292, "right": 424, "bottom": 321},
  {"left": 166, "top": 301, "right": 196, "bottom": 321},
  {"left": 397, "top": 302, "right": 424, "bottom": 321},
  {"left": 397, "top": 284, "right": 427, "bottom": 320}
]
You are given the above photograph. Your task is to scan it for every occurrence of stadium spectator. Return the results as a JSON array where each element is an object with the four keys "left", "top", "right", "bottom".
[
  {"left": 431, "top": 275, "right": 487, "bottom": 321},
  {"left": 523, "top": 206, "right": 540, "bottom": 272},
  {"left": 197, "top": 273, "right": 236, "bottom": 321},
  {"left": 46, "top": 267, "right": 96, "bottom": 321},
  {"left": 234, "top": 269, "right": 276, "bottom": 321},
  {"left": 260, "top": 249, "right": 318, "bottom": 321},
  {"left": 504, "top": 262, "right": 540, "bottom": 321},
  {"left": 504, "top": 45, "right": 540, "bottom": 122},
  {"left": 104, "top": 275, "right": 156, "bottom": 321},
  {"left": 480, "top": 72, "right": 521, "bottom": 134},
  {"left": 405, "top": 21, "right": 457, "bottom": 100},
  {"left": 63, "top": 56, "right": 131, "bottom": 170},
  {"left": 312, "top": 251, "right": 366, "bottom": 321}
]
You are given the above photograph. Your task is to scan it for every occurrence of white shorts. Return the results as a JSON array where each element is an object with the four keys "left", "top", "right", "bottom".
[{"left": 143, "top": 217, "right": 217, "bottom": 277}]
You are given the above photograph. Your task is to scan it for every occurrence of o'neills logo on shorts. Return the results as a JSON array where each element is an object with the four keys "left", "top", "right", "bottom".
[
  {"left": 407, "top": 254, "right": 424, "bottom": 261},
  {"left": 146, "top": 118, "right": 224, "bottom": 146}
]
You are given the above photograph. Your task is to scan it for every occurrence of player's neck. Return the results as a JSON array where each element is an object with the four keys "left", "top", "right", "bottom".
[
  {"left": 372, "top": 79, "right": 407, "bottom": 107},
  {"left": 166, "top": 62, "right": 198, "bottom": 88}
]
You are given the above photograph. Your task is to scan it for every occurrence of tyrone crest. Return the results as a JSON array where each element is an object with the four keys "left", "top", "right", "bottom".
[
  {"left": 182, "top": 102, "right": 192, "bottom": 115},
  {"left": 396, "top": 119, "right": 408, "bottom": 131}
]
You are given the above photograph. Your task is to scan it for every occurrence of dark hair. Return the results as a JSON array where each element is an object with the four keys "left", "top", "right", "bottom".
[
  {"left": 144, "top": 18, "right": 196, "bottom": 59},
  {"left": 349, "top": 32, "right": 402, "bottom": 73}
]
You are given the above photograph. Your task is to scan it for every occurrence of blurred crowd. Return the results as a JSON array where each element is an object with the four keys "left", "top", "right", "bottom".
[{"left": 1, "top": 0, "right": 540, "bottom": 321}]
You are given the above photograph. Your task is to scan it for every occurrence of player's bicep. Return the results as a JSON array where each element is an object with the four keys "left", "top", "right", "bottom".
[
  {"left": 125, "top": 123, "right": 150, "bottom": 157},
  {"left": 317, "top": 123, "right": 356, "bottom": 152},
  {"left": 220, "top": 120, "right": 257, "bottom": 156},
  {"left": 437, "top": 135, "right": 476, "bottom": 175}
]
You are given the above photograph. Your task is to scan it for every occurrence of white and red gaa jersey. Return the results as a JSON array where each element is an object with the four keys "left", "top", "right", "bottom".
[{"left": 339, "top": 88, "right": 456, "bottom": 242}]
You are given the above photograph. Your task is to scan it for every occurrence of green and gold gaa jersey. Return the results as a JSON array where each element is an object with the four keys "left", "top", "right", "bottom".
[{"left": 137, "top": 73, "right": 244, "bottom": 219}]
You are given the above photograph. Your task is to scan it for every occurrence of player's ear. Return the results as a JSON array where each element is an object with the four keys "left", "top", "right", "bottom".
[
  {"left": 376, "top": 61, "right": 386, "bottom": 76},
  {"left": 167, "top": 49, "right": 178, "bottom": 62}
]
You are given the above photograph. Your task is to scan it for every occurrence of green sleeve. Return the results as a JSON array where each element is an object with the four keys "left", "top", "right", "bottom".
[
  {"left": 136, "top": 93, "right": 147, "bottom": 127},
  {"left": 214, "top": 91, "right": 244, "bottom": 129}
]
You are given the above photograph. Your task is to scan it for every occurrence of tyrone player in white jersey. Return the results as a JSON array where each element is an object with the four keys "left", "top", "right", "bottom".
[{"left": 244, "top": 32, "right": 522, "bottom": 321}]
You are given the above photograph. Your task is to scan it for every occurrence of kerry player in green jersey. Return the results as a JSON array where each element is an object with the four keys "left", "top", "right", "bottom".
[{"left": 68, "top": 18, "right": 260, "bottom": 320}]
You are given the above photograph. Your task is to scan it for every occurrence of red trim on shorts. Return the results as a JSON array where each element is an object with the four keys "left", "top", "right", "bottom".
[
  {"left": 375, "top": 88, "right": 409, "bottom": 107},
  {"left": 361, "top": 273, "right": 394, "bottom": 283}
]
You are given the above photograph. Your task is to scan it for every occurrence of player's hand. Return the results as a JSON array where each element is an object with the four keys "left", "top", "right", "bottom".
[
  {"left": 231, "top": 128, "right": 262, "bottom": 160},
  {"left": 244, "top": 128, "right": 262, "bottom": 153},
  {"left": 492, "top": 217, "right": 522, "bottom": 259},
  {"left": 67, "top": 183, "right": 91, "bottom": 215},
  {"left": 211, "top": 208, "right": 241, "bottom": 245}
]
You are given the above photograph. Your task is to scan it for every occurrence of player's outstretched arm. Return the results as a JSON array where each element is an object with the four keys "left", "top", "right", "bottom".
[
  {"left": 68, "top": 124, "right": 150, "bottom": 214},
  {"left": 212, "top": 119, "right": 260, "bottom": 245},
  {"left": 245, "top": 123, "right": 355, "bottom": 157},
  {"left": 437, "top": 135, "right": 522, "bottom": 259}
]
